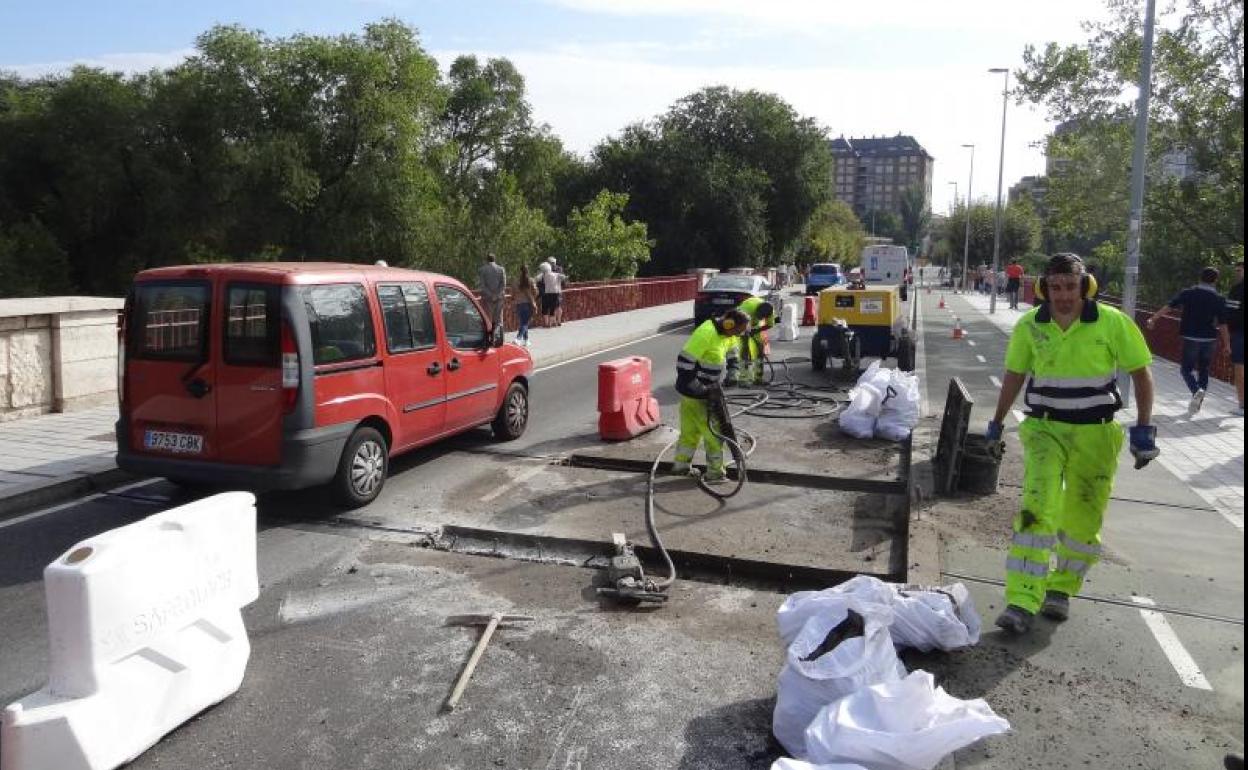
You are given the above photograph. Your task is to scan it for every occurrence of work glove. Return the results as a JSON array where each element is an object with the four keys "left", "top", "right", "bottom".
[
  {"left": 1128, "top": 425, "right": 1159, "bottom": 469},
  {"left": 985, "top": 420, "right": 1004, "bottom": 442}
]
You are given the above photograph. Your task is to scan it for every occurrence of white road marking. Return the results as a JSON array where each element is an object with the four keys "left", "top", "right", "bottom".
[
  {"left": 1012, "top": 409, "right": 1026, "bottom": 423},
  {"left": 989, "top": 375, "right": 1003, "bottom": 388},
  {"left": 967, "top": 339, "right": 976, "bottom": 346},
  {"left": 976, "top": 354, "right": 986, "bottom": 363},
  {"left": 479, "top": 462, "right": 550, "bottom": 502},
  {"left": 1131, "top": 596, "right": 1213, "bottom": 690},
  {"left": 533, "top": 329, "right": 681, "bottom": 373}
]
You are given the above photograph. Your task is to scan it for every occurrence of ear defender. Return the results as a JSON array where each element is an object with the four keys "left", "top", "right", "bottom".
[
  {"left": 720, "top": 315, "right": 736, "bottom": 332},
  {"left": 1035, "top": 253, "right": 1098, "bottom": 301}
]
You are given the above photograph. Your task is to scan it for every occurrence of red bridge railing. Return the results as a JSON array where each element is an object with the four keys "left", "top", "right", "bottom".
[{"left": 489, "top": 275, "right": 697, "bottom": 331}]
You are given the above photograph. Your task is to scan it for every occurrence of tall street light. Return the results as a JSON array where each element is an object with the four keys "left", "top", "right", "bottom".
[
  {"left": 988, "top": 68, "right": 1009, "bottom": 314},
  {"left": 961, "top": 144, "right": 975, "bottom": 294},
  {"left": 947, "top": 181, "right": 959, "bottom": 282}
]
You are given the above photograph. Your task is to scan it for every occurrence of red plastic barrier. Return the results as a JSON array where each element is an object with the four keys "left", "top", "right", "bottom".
[
  {"left": 598, "top": 356, "right": 661, "bottom": 440},
  {"left": 802, "top": 296, "right": 817, "bottom": 326}
]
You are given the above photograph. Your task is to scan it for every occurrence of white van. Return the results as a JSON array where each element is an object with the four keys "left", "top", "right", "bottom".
[{"left": 861, "top": 245, "right": 909, "bottom": 283}]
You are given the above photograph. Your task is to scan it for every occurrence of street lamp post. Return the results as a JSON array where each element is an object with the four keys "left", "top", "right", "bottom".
[
  {"left": 988, "top": 68, "right": 1010, "bottom": 314},
  {"left": 961, "top": 144, "right": 975, "bottom": 294},
  {"left": 946, "top": 181, "right": 958, "bottom": 280}
]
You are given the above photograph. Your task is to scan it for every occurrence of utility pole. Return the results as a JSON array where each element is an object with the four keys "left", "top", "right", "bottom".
[
  {"left": 961, "top": 144, "right": 975, "bottom": 294},
  {"left": 1121, "top": 0, "right": 1157, "bottom": 407},
  {"left": 988, "top": 68, "right": 1010, "bottom": 314}
]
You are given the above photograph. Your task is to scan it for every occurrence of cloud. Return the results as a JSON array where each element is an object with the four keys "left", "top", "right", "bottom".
[
  {"left": 545, "top": 0, "right": 1094, "bottom": 38},
  {"left": 3, "top": 49, "right": 195, "bottom": 79}
]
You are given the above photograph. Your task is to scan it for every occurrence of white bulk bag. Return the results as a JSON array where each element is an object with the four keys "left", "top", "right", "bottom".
[{"left": 804, "top": 670, "right": 1010, "bottom": 770}]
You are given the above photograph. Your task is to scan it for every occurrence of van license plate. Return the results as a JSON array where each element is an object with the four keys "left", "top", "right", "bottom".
[{"left": 145, "top": 430, "right": 204, "bottom": 454}]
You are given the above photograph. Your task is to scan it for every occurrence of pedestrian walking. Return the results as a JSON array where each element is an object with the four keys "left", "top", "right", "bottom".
[
  {"left": 1146, "top": 266, "right": 1230, "bottom": 414},
  {"left": 513, "top": 265, "right": 538, "bottom": 348},
  {"left": 477, "top": 253, "right": 507, "bottom": 340},
  {"left": 1228, "top": 261, "right": 1244, "bottom": 416},
  {"left": 986, "top": 253, "right": 1156, "bottom": 634},
  {"left": 538, "top": 261, "right": 565, "bottom": 328},
  {"left": 1006, "top": 258, "right": 1025, "bottom": 309},
  {"left": 548, "top": 257, "right": 567, "bottom": 325},
  {"left": 671, "top": 310, "right": 749, "bottom": 483}
]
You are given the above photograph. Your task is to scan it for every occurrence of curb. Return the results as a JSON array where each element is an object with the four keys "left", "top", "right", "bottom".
[
  {"left": 906, "top": 290, "right": 945, "bottom": 586},
  {"left": 0, "top": 465, "right": 136, "bottom": 522}
]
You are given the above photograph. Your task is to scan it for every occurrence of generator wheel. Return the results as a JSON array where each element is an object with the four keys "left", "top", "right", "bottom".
[
  {"left": 839, "top": 334, "right": 861, "bottom": 378},
  {"left": 811, "top": 334, "right": 827, "bottom": 371},
  {"left": 897, "top": 337, "right": 916, "bottom": 372}
]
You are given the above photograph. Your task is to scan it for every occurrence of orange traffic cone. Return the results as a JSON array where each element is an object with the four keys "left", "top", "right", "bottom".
[
  {"left": 952, "top": 317, "right": 964, "bottom": 339},
  {"left": 938, "top": 294, "right": 946, "bottom": 309},
  {"left": 801, "top": 296, "right": 817, "bottom": 326}
]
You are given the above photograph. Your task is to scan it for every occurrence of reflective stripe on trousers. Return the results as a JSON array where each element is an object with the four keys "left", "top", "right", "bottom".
[{"left": 1004, "top": 418, "right": 1122, "bottom": 613}]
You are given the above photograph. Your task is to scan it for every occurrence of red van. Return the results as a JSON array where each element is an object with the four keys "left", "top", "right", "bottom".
[{"left": 115, "top": 262, "right": 532, "bottom": 507}]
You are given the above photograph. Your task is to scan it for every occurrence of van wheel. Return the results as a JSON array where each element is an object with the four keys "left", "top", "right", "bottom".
[
  {"left": 333, "top": 426, "right": 388, "bottom": 508},
  {"left": 493, "top": 382, "right": 529, "bottom": 440}
]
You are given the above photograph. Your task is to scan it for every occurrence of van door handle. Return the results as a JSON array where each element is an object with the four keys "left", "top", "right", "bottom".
[
  {"left": 426, "top": 362, "right": 442, "bottom": 376},
  {"left": 186, "top": 378, "right": 212, "bottom": 399},
  {"left": 447, "top": 358, "right": 461, "bottom": 372}
]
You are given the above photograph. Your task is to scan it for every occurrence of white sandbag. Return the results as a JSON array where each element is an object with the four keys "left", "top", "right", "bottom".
[
  {"left": 857, "top": 360, "right": 892, "bottom": 398},
  {"left": 838, "top": 386, "right": 879, "bottom": 439},
  {"left": 776, "top": 576, "right": 897, "bottom": 647},
  {"left": 770, "top": 759, "right": 869, "bottom": 770},
  {"left": 772, "top": 602, "right": 906, "bottom": 759},
  {"left": 779, "top": 577, "right": 980, "bottom": 653},
  {"left": 875, "top": 369, "right": 921, "bottom": 441},
  {"left": 890, "top": 583, "right": 981, "bottom": 652},
  {"left": 804, "top": 670, "right": 1010, "bottom": 770}
]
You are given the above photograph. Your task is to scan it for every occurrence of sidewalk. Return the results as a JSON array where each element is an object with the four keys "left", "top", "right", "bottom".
[
  {"left": 955, "top": 289, "right": 1244, "bottom": 531},
  {"left": 0, "top": 300, "right": 694, "bottom": 518}
]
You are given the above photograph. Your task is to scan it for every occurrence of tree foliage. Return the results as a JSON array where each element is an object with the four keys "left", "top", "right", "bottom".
[
  {"left": 939, "top": 202, "right": 1040, "bottom": 274},
  {"left": 797, "top": 200, "right": 868, "bottom": 266},
  {"left": 0, "top": 24, "right": 843, "bottom": 298},
  {"left": 1017, "top": 0, "right": 1243, "bottom": 303}
]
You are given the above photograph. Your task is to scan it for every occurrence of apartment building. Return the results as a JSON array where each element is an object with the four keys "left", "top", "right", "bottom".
[{"left": 829, "top": 134, "right": 934, "bottom": 222}]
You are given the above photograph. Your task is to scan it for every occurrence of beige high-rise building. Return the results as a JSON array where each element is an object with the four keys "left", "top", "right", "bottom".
[{"left": 829, "top": 135, "right": 934, "bottom": 224}]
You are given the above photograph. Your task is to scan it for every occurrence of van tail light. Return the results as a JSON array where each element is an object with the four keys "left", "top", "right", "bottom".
[
  {"left": 281, "top": 321, "right": 299, "bottom": 413},
  {"left": 116, "top": 308, "right": 128, "bottom": 410}
]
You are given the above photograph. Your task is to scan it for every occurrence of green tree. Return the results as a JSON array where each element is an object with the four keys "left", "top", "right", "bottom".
[
  {"left": 441, "top": 55, "right": 531, "bottom": 190},
  {"left": 798, "top": 200, "right": 867, "bottom": 265},
  {"left": 1018, "top": 0, "right": 1243, "bottom": 303},
  {"left": 942, "top": 202, "right": 1039, "bottom": 272},
  {"left": 556, "top": 190, "right": 652, "bottom": 279},
  {"left": 898, "top": 185, "right": 932, "bottom": 255}
]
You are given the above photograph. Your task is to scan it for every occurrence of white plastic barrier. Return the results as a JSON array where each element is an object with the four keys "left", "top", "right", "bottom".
[
  {"left": 777, "top": 303, "right": 800, "bottom": 341},
  {"left": 2, "top": 492, "right": 259, "bottom": 770}
]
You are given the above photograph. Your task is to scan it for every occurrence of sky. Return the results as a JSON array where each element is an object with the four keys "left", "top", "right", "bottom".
[{"left": 0, "top": 0, "right": 1109, "bottom": 215}]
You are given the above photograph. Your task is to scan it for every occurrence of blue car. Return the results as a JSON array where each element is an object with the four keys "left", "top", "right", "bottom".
[{"left": 805, "top": 263, "right": 843, "bottom": 295}]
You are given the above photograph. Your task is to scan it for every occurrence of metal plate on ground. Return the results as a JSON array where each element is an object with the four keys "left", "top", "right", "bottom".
[{"left": 933, "top": 377, "right": 973, "bottom": 495}]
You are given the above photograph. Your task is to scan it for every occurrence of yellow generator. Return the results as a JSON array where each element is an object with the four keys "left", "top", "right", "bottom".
[{"left": 811, "top": 285, "right": 914, "bottom": 374}]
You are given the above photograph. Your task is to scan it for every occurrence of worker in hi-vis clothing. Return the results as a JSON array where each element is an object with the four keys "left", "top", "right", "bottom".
[
  {"left": 986, "top": 253, "right": 1158, "bottom": 634},
  {"left": 727, "top": 298, "right": 776, "bottom": 386},
  {"left": 672, "top": 310, "right": 750, "bottom": 482}
]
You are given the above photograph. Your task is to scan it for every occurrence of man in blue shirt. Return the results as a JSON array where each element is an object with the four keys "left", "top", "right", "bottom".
[{"left": 1147, "top": 267, "right": 1230, "bottom": 414}]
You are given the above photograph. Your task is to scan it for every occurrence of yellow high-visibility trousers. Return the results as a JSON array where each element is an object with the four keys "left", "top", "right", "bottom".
[
  {"left": 672, "top": 396, "right": 724, "bottom": 474},
  {"left": 1004, "top": 418, "right": 1122, "bottom": 613}
]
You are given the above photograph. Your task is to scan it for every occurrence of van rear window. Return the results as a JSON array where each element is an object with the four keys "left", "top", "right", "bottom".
[
  {"left": 297, "top": 284, "right": 376, "bottom": 365},
  {"left": 133, "top": 282, "right": 209, "bottom": 361},
  {"left": 225, "top": 284, "right": 279, "bottom": 365},
  {"left": 812, "top": 265, "right": 840, "bottom": 275}
]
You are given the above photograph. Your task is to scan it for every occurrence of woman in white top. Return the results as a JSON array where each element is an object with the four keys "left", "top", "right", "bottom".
[{"left": 539, "top": 261, "right": 566, "bottom": 327}]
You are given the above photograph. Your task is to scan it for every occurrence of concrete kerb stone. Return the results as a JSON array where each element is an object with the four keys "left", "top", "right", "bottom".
[
  {"left": 0, "top": 466, "right": 135, "bottom": 522},
  {"left": 906, "top": 293, "right": 945, "bottom": 587}
]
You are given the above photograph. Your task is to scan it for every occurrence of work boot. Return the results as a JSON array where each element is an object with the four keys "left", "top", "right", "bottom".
[
  {"left": 702, "top": 468, "right": 729, "bottom": 485},
  {"left": 669, "top": 462, "right": 691, "bottom": 476},
  {"left": 994, "top": 605, "right": 1034, "bottom": 635},
  {"left": 1225, "top": 753, "right": 1245, "bottom": 770},
  {"left": 1041, "top": 591, "right": 1070, "bottom": 621}
]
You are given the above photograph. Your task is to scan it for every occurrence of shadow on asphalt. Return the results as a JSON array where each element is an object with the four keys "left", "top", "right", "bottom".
[{"left": 676, "top": 696, "right": 784, "bottom": 769}]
